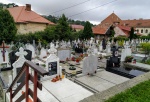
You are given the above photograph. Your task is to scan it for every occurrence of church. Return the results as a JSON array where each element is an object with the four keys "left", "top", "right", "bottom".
[{"left": 93, "top": 13, "right": 150, "bottom": 39}]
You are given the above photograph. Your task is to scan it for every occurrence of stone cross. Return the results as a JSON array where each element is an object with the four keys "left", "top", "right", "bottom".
[
  {"left": 15, "top": 47, "right": 27, "bottom": 59},
  {"left": 55, "top": 41, "right": 59, "bottom": 48},
  {"left": 48, "top": 44, "right": 57, "bottom": 54},
  {"left": 0, "top": 41, "right": 9, "bottom": 62}
]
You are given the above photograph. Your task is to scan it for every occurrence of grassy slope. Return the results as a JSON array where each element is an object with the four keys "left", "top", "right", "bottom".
[{"left": 105, "top": 80, "right": 150, "bottom": 102}]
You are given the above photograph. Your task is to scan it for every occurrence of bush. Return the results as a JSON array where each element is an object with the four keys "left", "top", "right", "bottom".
[
  {"left": 114, "top": 36, "right": 129, "bottom": 41},
  {"left": 144, "top": 59, "right": 150, "bottom": 65},
  {"left": 140, "top": 43, "right": 150, "bottom": 54}
]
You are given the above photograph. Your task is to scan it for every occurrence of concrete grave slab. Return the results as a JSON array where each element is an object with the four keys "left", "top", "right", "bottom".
[
  {"left": 75, "top": 70, "right": 129, "bottom": 92},
  {"left": 6, "top": 78, "right": 93, "bottom": 102}
]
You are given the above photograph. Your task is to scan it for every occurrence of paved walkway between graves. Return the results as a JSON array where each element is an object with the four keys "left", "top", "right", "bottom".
[
  {"left": 124, "top": 62, "right": 150, "bottom": 71},
  {"left": 75, "top": 70, "right": 129, "bottom": 93}
]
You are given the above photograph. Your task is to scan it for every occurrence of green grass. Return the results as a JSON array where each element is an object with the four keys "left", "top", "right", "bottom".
[{"left": 105, "top": 80, "right": 150, "bottom": 102}]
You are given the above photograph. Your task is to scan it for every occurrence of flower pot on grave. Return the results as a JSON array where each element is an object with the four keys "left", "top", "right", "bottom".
[
  {"left": 125, "top": 56, "right": 133, "bottom": 63},
  {"left": 69, "top": 66, "right": 76, "bottom": 70},
  {"left": 71, "top": 57, "right": 75, "bottom": 61}
]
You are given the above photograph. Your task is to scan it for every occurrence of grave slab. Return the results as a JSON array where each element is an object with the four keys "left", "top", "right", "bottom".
[
  {"left": 95, "top": 71, "right": 129, "bottom": 84},
  {"left": 6, "top": 78, "right": 93, "bottom": 102},
  {"left": 75, "top": 70, "right": 129, "bottom": 92}
]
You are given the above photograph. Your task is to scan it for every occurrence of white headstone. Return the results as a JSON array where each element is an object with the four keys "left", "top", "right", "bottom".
[
  {"left": 121, "top": 44, "right": 132, "bottom": 61},
  {"left": 45, "top": 52, "right": 60, "bottom": 79},
  {"left": 60, "top": 41, "right": 67, "bottom": 48},
  {"left": 12, "top": 47, "right": 27, "bottom": 79},
  {"left": 82, "top": 55, "right": 98, "bottom": 75},
  {"left": 55, "top": 41, "right": 59, "bottom": 49},
  {"left": 67, "top": 41, "right": 71, "bottom": 48},
  {"left": 106, "top": 42, "right": 111, "bottom": 53},
  {"left": 26, "top": 44, "right": 35, "bottom": 58},
  {"left": 39, "top": 48, "right": 47, "bottom": 59},
  {"left": 48, "top": 44, "right": 57, "bottom": 54},
  {"left": 99, "top": 41, "right": 103, "bottom": 52},
  {"left": 58, "top": 49, "right": 71, "bottom": 61}
]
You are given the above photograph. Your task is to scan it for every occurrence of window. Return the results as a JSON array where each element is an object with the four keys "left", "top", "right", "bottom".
[
  {"left": 145, "top": 29, "right": 148, "bottom": 33},
  {"left": 137, "top": 29, "right": 139, "bottom": 33},
  {"left": 141, "top": 29, "right": 143, "bottom": 33}
]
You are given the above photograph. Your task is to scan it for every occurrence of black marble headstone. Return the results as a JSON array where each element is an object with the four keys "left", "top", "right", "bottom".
[
  {"left": 111, "top": 46, "right": 118, "bottom": 57},
  {"left": 106, "top": 56, "right": 120, "bottom": 68},
  {"left": 9, "top": 49, "right": 32, "bottom": 68}
]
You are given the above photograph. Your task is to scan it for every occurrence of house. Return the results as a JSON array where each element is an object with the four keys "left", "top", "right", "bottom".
[
  {"left": 7, "top": 4, "right": 55, "bottom": 34},
  {"left": 122, "top": 19, "right": 150, "bottom": 36},
  {"left": 70, "top": 24, "right": 84, "bottom": 32},
  {"left": 93, "top": 13, "right": 123, "bottom": 39},
  {"left": 93, "top": 13, "right": 150, "bottom": 39}
]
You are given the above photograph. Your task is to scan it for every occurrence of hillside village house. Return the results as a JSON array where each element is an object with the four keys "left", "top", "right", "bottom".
[
  {"left": 93, "top": 13, "right": 150, "bottom": 39},
  {"left": 7, "top": 4, "right": 55, "bottom": 34},
  {"left": 70, "top": 24, "right": 84, "bottom": 32}
]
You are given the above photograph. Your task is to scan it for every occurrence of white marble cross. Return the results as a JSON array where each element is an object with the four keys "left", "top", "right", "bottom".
[
  {"left": 48, "top": 44, "right": 57, "bottom": 54},
  {"left": 15, "top": 47, "right": 27, "bottom": 59},
  {"left": 55, "top": 41, "right": 59, "bottom": 48}
]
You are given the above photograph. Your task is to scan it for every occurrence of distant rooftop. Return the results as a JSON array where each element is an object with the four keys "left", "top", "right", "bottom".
[{"left": 7, "top": 4, "right": 55, "bottom": 25}]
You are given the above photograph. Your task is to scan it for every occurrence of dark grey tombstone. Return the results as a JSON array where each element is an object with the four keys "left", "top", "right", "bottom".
[
  {"left": 111, "top": 46, "right": 118, "bottom": 57},
  {"left": 24, "top": 49, "right": 32, "bottom": 61},
  {"left": 9, "top": 49, "right": 32, "bottom": 68}
]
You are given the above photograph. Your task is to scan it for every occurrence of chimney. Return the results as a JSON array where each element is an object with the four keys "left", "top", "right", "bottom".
[{"left": 25, "top": 4, "right": 31, "bottom": 11}]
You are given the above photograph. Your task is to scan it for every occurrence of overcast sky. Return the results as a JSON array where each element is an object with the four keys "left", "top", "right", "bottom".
[{"left": 1, "top": 0, "right": 150, "bottom": 24}]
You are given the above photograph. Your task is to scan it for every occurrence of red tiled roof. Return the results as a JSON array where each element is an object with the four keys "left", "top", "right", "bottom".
[
  {"left": 7, "top": 6, "right": 55, "bottom": 25},
  {"left": 122, "top": 19, "right": 150, "bottom": 27},
  {"left": 92, "top": 25, "right": 108, "bottom": 35},
  {"left": 118, "top": 25, "right": 131, "bottom": 31},
  {"left": 70, "top": 24, "right": 84, "bottom": 30},
  {"left": 93, "top": 13, "right": 122, "bottom": 35},
  {"left": 94, "top": 12, "right": 150, "bottom": 35},
  {"left": 101, "top": 13, "right": 122, "bottom": 25}
]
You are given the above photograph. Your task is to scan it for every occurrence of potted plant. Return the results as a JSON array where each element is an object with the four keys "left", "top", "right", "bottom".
[{"left": 125, "top": 56, "right": 133, "bottom": 63}]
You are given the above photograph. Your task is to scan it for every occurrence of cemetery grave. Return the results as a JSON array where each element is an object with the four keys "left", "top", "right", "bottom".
[
  {"left": 106, "top": 40, "right": 149, "bottom": 78},
  {"left": 0, "top": 38, "right": 150, "bottom": 102}
]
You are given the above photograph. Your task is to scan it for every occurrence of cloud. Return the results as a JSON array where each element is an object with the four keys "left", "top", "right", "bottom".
[{"left": 1, "top": 0, "right": 150, "bottom": 25}]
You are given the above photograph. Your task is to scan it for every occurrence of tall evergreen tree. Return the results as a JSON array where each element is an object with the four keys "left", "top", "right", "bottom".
[
  {"left": 55, "top": 14, "right": 71, "bottom": 41},
  {"left": 129, "top": 27, "right": 134, "bottom": 40},
  {"left": 0, "top": 9, "right": 17, "bottom": 44},
  {"left": 81, "top": 21, "right": 93, "bottom": 39}
]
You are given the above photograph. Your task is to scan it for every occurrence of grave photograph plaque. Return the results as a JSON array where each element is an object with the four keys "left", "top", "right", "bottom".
[{"left": 48, "top": 61, "right": 57, "bottom": 76}]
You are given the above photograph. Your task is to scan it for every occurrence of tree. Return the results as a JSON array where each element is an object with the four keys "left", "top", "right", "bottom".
[
  {"left": 55, "top": 14, "right": 71, "bottom": 41},
  {"left": 129, "top": 27, "right": 134, "bottom": 40},
  {"left": 80, "top": 21, "right": 93, "bottom": 39},
  {"left": 0, "top": 9, "right": 17, "bottom": 44},
  {"left": 43, "top": 26, "right": 58, "bottom": 41}
]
